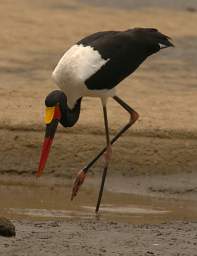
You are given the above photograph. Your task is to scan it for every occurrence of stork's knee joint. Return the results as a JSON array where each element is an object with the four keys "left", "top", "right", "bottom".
[{"left": 129, "top": 110, "right": 139, "bottom": 125}]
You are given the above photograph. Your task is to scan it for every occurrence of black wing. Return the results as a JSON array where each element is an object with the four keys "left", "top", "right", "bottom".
[
  {"left": 79, "top": 28, "right": 173, "bottom": 90},
  {"left": 77, "top": 31, "right": 119, "bottom": 45}
]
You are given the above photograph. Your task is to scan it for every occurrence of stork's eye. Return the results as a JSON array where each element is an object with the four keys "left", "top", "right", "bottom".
[{"left": 45, "top": 90, "right": 64, "bottom": 107}]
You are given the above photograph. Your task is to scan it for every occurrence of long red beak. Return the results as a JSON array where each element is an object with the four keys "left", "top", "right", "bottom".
[{"left": 36, "top": 105, "right": 61, "bottom": 177}]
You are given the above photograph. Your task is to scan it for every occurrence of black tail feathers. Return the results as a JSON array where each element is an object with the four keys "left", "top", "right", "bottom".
[
  {"left": 132, "top": 27, "right": 174, "bottom": 49},
  {"left": 153, "top": 29, "right": 174, "bottom": 49}
]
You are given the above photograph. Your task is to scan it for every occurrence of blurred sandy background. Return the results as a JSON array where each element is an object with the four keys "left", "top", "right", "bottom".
[{"left": 1, "top": 0, "right": 197, "bottom": 133}]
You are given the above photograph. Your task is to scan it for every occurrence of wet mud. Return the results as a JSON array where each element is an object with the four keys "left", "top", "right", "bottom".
[
  {"left": 1, "top": 219, "right": 197, "bottom": 256},
  {"left": 0, "top": 176, "right": 197, "bottom": 255}
]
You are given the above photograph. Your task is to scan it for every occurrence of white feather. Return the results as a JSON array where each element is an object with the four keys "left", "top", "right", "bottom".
[{"left": 52, "top": 44, "right": 115, "bottom": 108}]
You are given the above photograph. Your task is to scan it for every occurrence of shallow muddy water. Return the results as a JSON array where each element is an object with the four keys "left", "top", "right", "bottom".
[{"left": 1, "top": 180, "right": 197, "bottom": 224}]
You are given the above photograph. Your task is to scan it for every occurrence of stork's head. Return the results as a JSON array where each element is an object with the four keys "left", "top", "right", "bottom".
[{"left": 36, "top": 90, "right": 81, "bottom": 177}]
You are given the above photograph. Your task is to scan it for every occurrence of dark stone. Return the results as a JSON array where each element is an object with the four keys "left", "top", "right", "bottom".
[
  {"left": 0, "top": 217, "right": 16, "bottom": 237},
  {"left": 186, "top": 7, "right": 196, "bottom": 12}
]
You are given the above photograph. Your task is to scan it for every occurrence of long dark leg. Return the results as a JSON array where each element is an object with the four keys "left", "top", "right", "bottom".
[
  {"left": 71, "top": 96, "right": 139, "bottom": 200},
  {"left": 95, "top": 104, "right": 111, "bottom": 213},
  {"left": 83, "top": 96, "right": 139, "bottom": 172}
]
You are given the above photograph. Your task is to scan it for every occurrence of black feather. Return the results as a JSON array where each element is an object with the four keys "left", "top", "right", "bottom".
[{"left": 77, "top": 28, "right": 173, "bottom": 90}]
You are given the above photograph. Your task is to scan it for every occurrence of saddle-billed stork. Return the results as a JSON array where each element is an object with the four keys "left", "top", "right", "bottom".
[{"left": 36, "top": 28, "right": 173, "bottom": 212}]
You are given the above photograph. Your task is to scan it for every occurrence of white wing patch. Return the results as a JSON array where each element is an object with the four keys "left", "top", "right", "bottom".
[
  {"left": 52, "top": 44, "right": 109, "bottom": 84},
  {"left": 52, "top": 44, "right": 112, "bottom": 108}
]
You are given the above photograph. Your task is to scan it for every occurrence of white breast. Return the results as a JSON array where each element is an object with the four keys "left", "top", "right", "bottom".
[{"left": 52, "top": 44, "right": 115, "bottom": 108}]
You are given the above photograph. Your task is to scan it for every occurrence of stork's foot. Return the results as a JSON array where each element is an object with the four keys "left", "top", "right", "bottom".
[{"left": 71, "top": 169, "right": 86, "bottom": 200}]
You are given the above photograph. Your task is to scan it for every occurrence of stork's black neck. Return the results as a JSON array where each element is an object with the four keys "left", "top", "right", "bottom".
[{"left": 45, "top": 90, "right": 82, "bottom": 127}]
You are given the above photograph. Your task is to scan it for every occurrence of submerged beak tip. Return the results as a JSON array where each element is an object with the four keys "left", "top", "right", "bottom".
[{"left": 35, "top": 170, "right": 42, "bottom": 177}]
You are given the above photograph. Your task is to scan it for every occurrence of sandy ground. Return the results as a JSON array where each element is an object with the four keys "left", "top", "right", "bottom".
[
  {"left": 0, "top": 0, "right": 197, "bottom": 255},
  {"left": 1, "top": 220, "right": 197, "bottom": 256}
]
